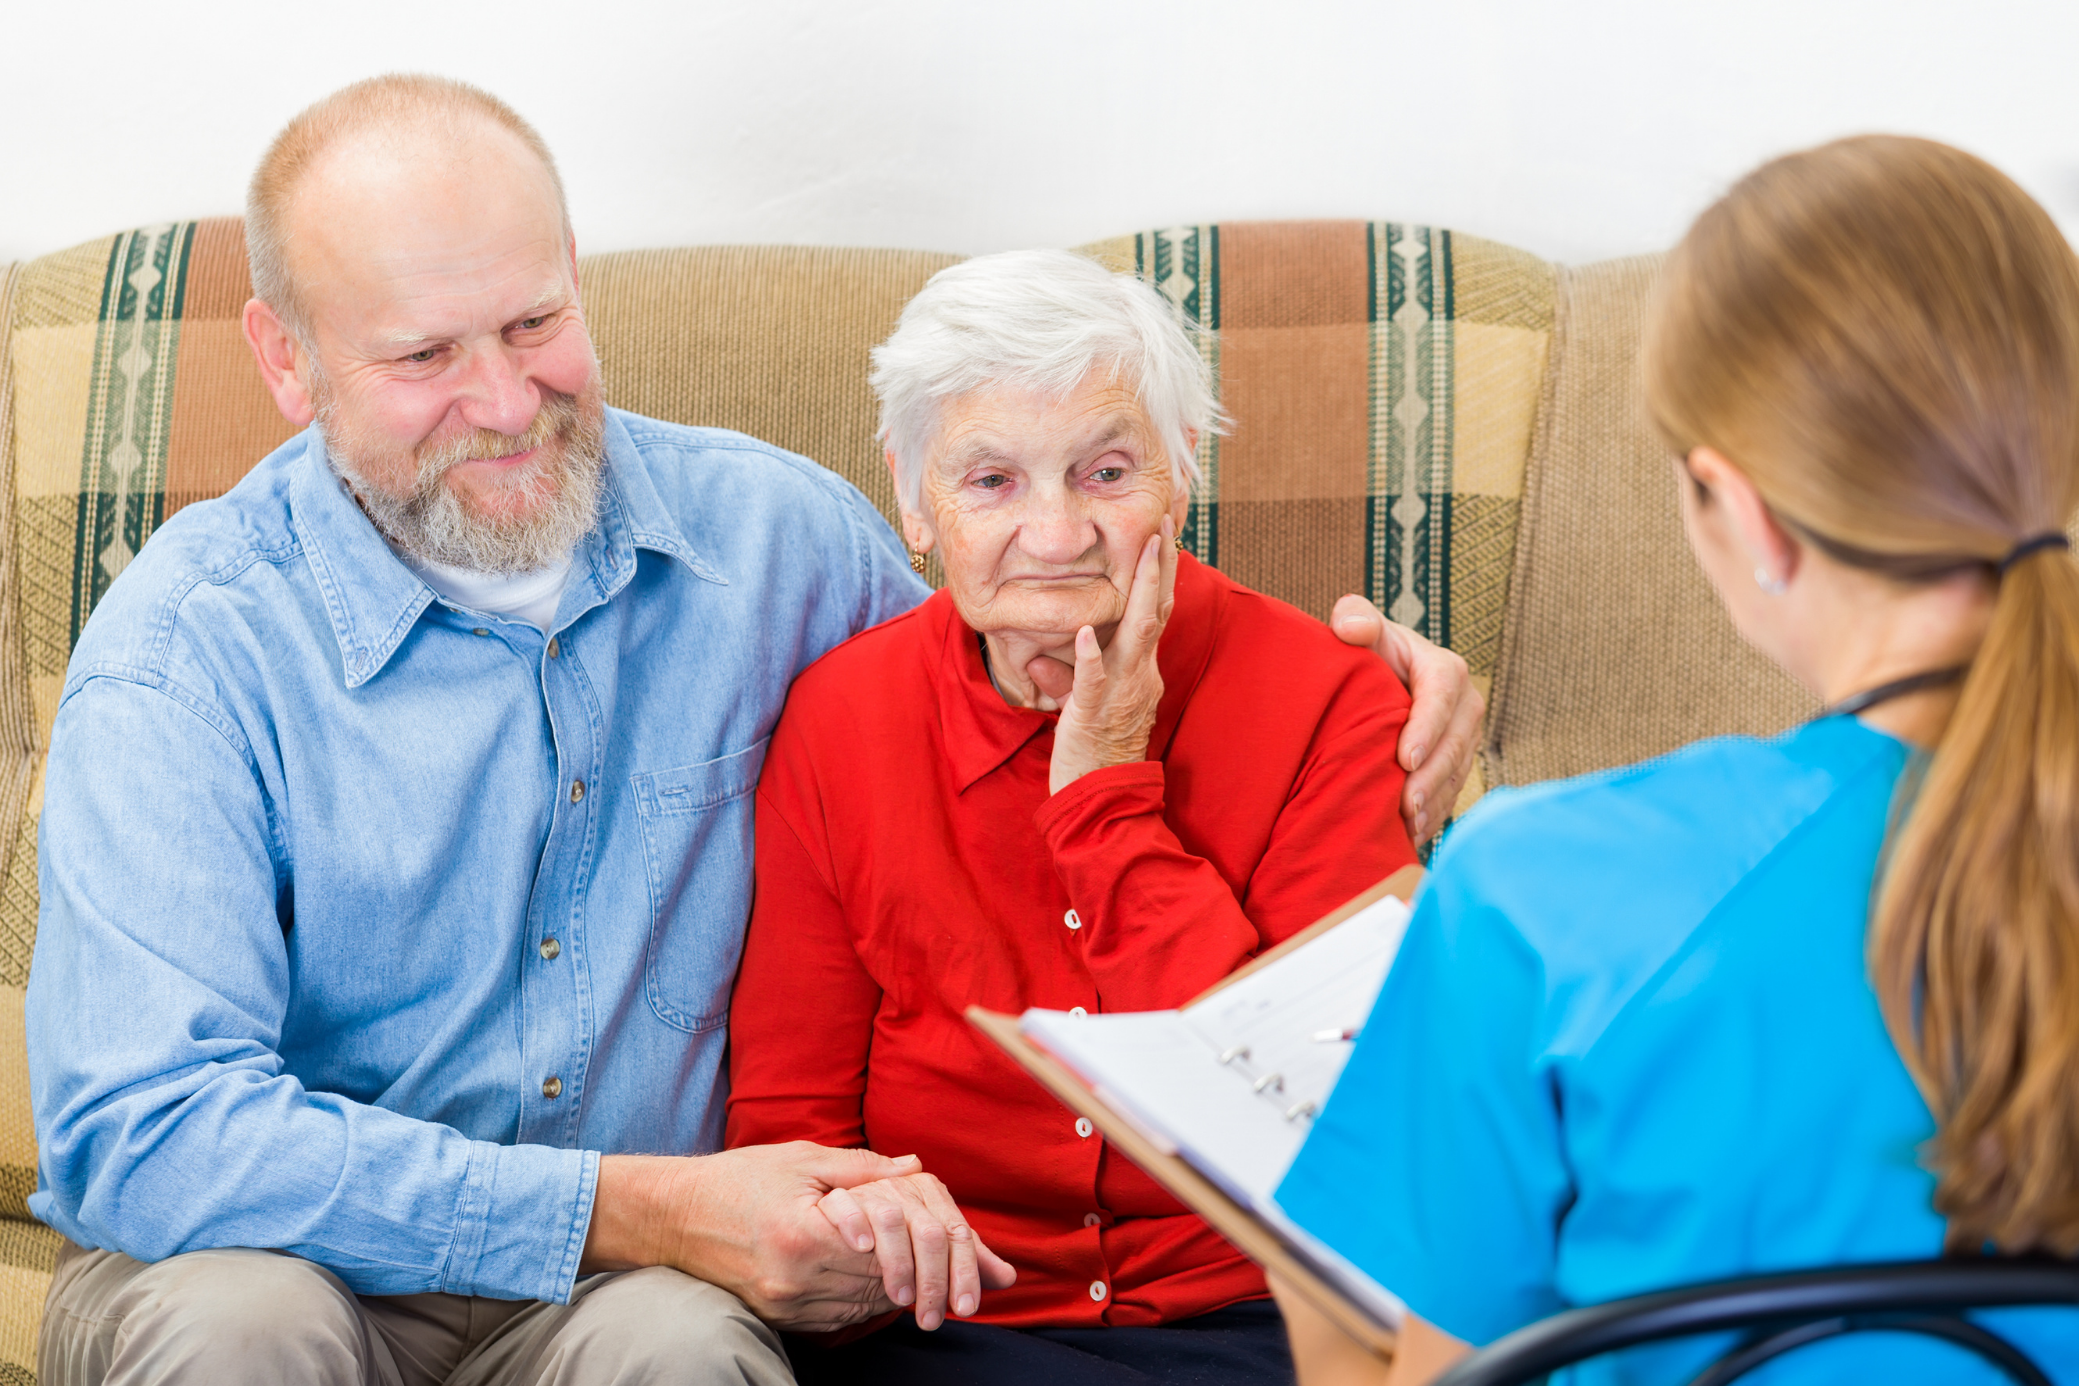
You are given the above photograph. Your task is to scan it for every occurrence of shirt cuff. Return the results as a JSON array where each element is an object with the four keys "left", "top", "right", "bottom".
[
  {"left": 1033, "top": 761, "right": 1167, "bottom": 849},
  {"left": 443, "top": 1141, "right": 599, "bottom": 1303}
]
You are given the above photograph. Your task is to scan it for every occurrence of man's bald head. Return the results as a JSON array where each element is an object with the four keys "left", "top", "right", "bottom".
[{"left": 247, "top": 74, "right": 570, "bottom": 345}]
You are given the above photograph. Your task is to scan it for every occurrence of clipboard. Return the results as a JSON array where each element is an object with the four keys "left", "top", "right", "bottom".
[{"left": 966, "top": 863, "right": 1423, "bottom": 1360}]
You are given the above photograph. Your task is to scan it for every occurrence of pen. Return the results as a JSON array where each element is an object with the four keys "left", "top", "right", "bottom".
[{"left": 1311, "top": 1027, "right": 1360, "bottom": 1043}]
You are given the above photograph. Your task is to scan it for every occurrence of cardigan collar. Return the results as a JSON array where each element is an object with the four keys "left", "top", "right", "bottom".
[{"left": 928, "top": 551, "right": 1225, "bottom": 794}]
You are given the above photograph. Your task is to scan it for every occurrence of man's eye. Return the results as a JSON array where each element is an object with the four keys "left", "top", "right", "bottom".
[
  {"left": 405, "top": 348, "right": 438, "bottom": 364},
  {"left": 518, "top": 316, "right": 547, "bottom": 330}
]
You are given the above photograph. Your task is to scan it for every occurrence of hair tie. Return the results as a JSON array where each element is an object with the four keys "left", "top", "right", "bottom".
[{"left": 1997, "top": 532, "right": 2071, "bottom": 574}]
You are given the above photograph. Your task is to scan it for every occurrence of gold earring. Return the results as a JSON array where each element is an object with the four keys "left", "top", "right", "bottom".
[
  {"left": 910, "top": 550, "right": 928, "bottom": 574},
  {"left": 1173, "top": 536, "right": 1187, "bottom": 553}
]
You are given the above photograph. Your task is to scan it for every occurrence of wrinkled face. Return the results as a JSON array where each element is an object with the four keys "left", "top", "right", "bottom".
[
  {"left": 910, "top": 372, "right": 1190, "bottom": 642},
  {"left": 289, "top": 123, "right": 605, "bottom": 572}
]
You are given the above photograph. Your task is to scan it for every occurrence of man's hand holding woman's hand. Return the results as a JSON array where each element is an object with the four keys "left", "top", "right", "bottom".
[
  {"left": 1048, "top": 517, "right": 1179, "bottom": 795},
  {"left": 581, "top": 1142, "right": 1010, "bottom": 1333}
]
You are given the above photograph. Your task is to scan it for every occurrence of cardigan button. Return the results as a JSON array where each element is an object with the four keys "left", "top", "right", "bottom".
[
  {"left": 1064, "top": 909, "right": 1083, "bottom": 931},
  {"left": 1069, "top": 1006, "right": 1087, "bottom": 1018},
  {"left": 1083, "top": 1212, "right": 1101, "bottom": 1228},
  {"left": 1089, "top": 1280, "right": 1108, "bottom": 1302},
  {"left": 1075, "top": 1117, "right": 1094, "bottom": 1139}
]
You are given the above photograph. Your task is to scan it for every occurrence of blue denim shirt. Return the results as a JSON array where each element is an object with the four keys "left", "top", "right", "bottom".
[{"left": 26, "top": 409, "right": 927, "bottom": 1302}]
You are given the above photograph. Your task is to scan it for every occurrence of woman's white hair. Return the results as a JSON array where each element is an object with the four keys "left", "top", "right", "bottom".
[{"left": 870, "top": 249, "right": 1229, "bottom": 512}]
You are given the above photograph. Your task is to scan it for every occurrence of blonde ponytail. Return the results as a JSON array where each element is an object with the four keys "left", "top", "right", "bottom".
[
  {"left": 1646, "top": 136, "right": 2078, "bottom": 1254},
  {"left": 1871, "top": 544, "right": 2077, "bottom": 1254}
]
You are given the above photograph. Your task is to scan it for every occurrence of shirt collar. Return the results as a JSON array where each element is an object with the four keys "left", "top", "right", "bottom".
[
  {"left": 292, "top": 409, "right": 721, "bottom": 689},
  {"left": 932, "top": 551, "right": 1225, "bottom": 793}
]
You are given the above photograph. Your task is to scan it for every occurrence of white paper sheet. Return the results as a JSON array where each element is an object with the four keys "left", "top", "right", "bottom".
[{"left": 1018, "top": 892, "right": 1415, "bottom": 1330}]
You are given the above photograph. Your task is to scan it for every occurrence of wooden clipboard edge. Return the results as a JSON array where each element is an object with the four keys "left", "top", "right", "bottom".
[
  {"left": 1186, "top": 863, "right": 1425, "bottom": 1008},
  {"left": 965, "top": 1005, "right": 1399, "bottom": 1360}
]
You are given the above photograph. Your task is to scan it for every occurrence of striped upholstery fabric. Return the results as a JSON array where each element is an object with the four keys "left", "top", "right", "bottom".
[
  {"left": 1082, "top": 224, "right": 1554, "bottom": 767},
  {"left": 0, "top": 217, "right": 1564, "bottom": 1372}
]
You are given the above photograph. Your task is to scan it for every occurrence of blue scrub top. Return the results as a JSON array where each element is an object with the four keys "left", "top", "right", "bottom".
[{"left": 1277, "top": 716, "right": 2076, "bottom": 1384}]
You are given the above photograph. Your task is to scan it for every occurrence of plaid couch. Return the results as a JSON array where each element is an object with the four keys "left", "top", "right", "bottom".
[{"left": 0, "top": 218, "right": 1811, "bottom": 1375}]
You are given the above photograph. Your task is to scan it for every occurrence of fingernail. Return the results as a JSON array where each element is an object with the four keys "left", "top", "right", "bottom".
[
  {"left": 957, "top": 1295, "right": 976, "bottom": 1317},
  {"left": 1411, "top": 788, "right": 1425, "bottom": 810},
  {"left": 1409, "top": 746, "right": 1426, "bottom": 770},
  {"left": 856, "top": 1236, "right": 873, "bottom": 1251},
  {"left": 897, "top": 1288, "right": 914, "bottom": 1306}
]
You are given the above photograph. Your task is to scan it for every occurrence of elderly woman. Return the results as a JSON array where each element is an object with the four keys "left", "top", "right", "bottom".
[{"left": 725, "top": 249, "right": 1420, "bottom": 1383}]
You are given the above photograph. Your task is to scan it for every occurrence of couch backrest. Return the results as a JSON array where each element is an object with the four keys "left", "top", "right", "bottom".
[
  {"left": 0, "top": 215, "right": 1809, "bottom": 969},
  {"left": 1489, "top": 256, "right": 1812, "bottom": 785}
]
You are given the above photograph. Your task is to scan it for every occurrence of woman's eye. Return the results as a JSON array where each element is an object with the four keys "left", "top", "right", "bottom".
[
  {"left": 1091, "top": 466, "right": 1125, "bottom": 483},
  {"left": 975, "top": 473, "right": 1009, "bottom": 490}
]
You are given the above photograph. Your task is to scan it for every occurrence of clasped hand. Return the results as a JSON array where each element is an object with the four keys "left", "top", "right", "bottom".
[
  {"left": 1049, "top": 518, "right": 1179, "bottom": 795},
  {"left": 582, "top": 1142, "right": 1012, "bottom": 1334},
  {"left": 817, "top": 1170, "right": 1017, "bottom": 1329}
]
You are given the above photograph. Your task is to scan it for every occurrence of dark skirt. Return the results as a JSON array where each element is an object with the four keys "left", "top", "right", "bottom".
[{"left": 785, "top": 1300, "right": 1294, "bottom": 1385}]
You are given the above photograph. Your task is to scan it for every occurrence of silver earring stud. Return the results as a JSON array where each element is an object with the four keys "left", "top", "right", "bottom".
[{"left": 1754, "top": 566, "right": 1787, "bottom": 595}]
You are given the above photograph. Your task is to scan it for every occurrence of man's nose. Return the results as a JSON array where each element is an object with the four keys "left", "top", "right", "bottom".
[
  {"left": 455, "top": 344, "right": 542, "bottom": 438},
  {"left": 1018, "top": 483, "right": 1096, "bottom": 564}
]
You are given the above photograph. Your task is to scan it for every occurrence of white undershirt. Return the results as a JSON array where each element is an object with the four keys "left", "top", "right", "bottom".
[{"left": 403, "top": 551, "right": 574, "bottom": 633}]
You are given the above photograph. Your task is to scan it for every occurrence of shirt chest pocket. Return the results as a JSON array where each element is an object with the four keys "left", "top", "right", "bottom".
[{"left": 630, "top": 738, "right": 768, "bottom": 1033}]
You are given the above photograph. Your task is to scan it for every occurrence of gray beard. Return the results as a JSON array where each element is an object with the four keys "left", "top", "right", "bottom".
[{"left": 318, "top": 384, "right": 607, "bottom": 576}]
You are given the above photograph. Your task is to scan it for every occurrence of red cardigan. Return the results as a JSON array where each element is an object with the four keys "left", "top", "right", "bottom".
[{"left": 726, "top": 554, "right": 1416, "bottom": 1328}]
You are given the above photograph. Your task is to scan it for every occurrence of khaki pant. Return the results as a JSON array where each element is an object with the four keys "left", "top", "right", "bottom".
[{"left": 39, "top": 1241, "right": 796, "bottom": 1386}]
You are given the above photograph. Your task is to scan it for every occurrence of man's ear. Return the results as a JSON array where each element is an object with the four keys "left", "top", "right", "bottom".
[
  {"left": 243, "top": 298, "right": 317, "bottom": 427},
  {"left": 1688, "top": 446, "right": 1799, "bottom": 584}
]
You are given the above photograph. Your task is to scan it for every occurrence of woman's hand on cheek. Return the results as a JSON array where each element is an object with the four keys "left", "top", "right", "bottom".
[{"left": 1049, "top": 518, "right": 1178, "bottom": 795}]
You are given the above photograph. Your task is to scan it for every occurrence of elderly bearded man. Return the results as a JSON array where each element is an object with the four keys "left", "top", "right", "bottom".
[{"left": 25, "top": 76, "right": 1480, "bottom": 1385}]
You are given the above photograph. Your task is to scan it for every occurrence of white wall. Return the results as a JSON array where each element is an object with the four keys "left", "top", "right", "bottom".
[{"left": 3, "top": 0, "right": 2074, "bottom": 268}]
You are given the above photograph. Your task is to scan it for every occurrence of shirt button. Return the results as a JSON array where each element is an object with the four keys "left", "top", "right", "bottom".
[
  {"left": 540, "top": 937, "right": 561, "bottom": 960},
  {"left": 547, "top": 636, "right": 561, "bottom": 658},
  {"left": 472, "top": 628, "right": 489, "bottom": 637},
  {"left": 541, "top": 1076, "right": 563, "bottom": 1099},
  {"left": 1088, "top": 1280, "right": 1108, "bottom": 1302},
  {"left": 1069, "top": 1006, "right": 1087, "bottom": 1018},
  {"left": 570, "top": 780, "right": 586, "bottom": 804},
  {"left": 1075, "top": 1117, "right": 1093, "bottom": 1139},
  {"left": 1083, "top": 1212, "right": 1101, "bottom": 1228},
  {"left": 1064, "top": 909, "right": 1083, "bottom": 931}
]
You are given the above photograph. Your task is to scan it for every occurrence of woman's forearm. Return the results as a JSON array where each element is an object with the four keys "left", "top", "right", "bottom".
[
  {"left": 1036, "top": 762, "right": 1267, "bottom": 1008},
  {"left": 1271, "top": 1275, "right": 1393, "bottom": 1386},
  {"left": 1271, "top": 1276, "right": 1471, "bottom": 1386}
]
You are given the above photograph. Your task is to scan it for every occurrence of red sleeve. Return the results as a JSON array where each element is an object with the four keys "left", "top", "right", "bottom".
[
  {"left": 1034, "top": 666, "right": 1416, "bottom": 1014},
  {"left": 724, "top": 785, "right": 881, "bottom": 1150}
]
